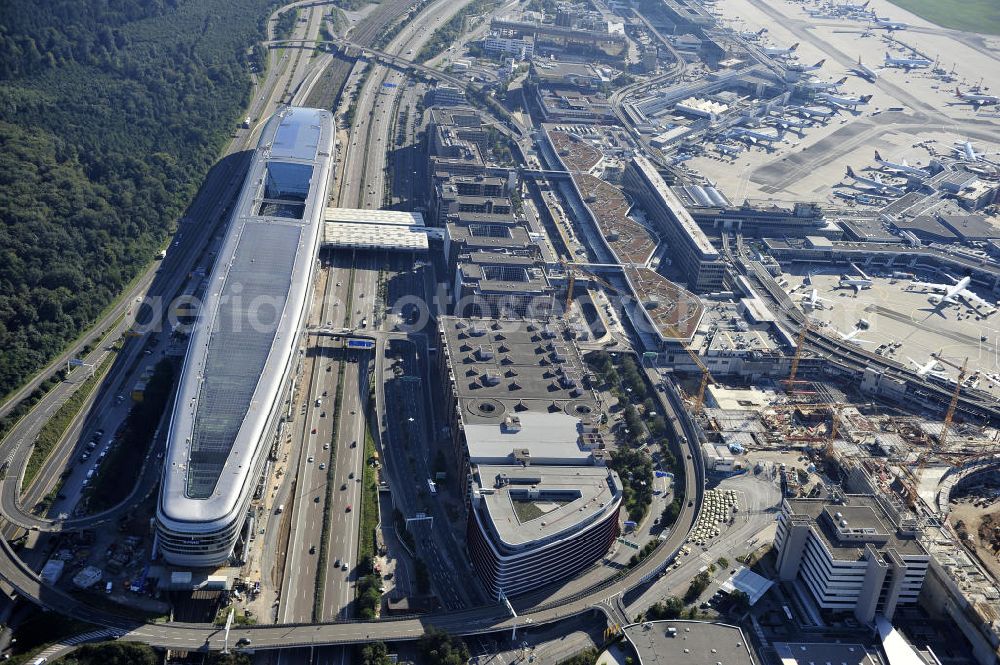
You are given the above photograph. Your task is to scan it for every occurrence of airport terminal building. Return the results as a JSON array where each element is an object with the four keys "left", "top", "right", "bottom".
[{"left": 156, "top": 107, "right": 335, "bottom": 567}]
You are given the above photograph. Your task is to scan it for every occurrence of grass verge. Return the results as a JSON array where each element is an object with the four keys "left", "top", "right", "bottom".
[
  {"left": 358, "top": 389, "right": 379, "bottom": 566},
  {"left": 22, "top": 352, "right": 116, "bottom": 492},
  {"left": 314, "top": 359, "right": 346, "bottom": 621},
  {"left": 888, "top": 0, "right": 1000, "bottom": 35}
]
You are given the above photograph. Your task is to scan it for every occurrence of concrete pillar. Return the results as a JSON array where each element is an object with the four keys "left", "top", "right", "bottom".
[
  {"left": 776, "top": 517, "right": 810, "bottom": 582},
  {"left": 880, "top": 549, "right": 907, "bottom": 621},
  {"left": 855, "top": 545, "right": 888, "bottom": 625}
]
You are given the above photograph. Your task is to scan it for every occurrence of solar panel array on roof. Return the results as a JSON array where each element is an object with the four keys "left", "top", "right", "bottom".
[{"left": 187, "top": 223, "right": 302, "bottom": 498}]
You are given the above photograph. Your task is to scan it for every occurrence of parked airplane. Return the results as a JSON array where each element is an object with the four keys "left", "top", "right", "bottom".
[
  {"left": 738, "top": 28, "right": 767, "bottom": 40},
  {"left": 907, "top": 355, "right": 944, "bottom": 377},
  {"left": 844, "top": 166, "right": 905, "bottom": 195},
  {"left": 787, "top": 105, "right": 837, "bottom": 119},
  {"left": 835, "top": 327, "right": 872, "bottom": 343},
  {"left": 884, "top": 52, "right": 932, "bottom": 69},
  {"left": 763, "top": 42, "right": 799, "bottom": 57},
  {"left": 802, "top": 76, "right": 848, "bottom": 91},
  {"left": 788, "top": 59, "right": 826, "bottom": 73},
  {"left": 873, "top": 17, "right": 908, "bottom": 30},
  {"left": 725, "top": 127, "right": 785, "bottom": 144},
  {"left": 818, "top": 92, "right": 872, "bottom": 110},
  {"left": 852, "top": 56, "right": 879, "bottom": 82},
  {"left": 838, "top": 264, "right": 874, "bottom": 291},
  {"left": 954, "top": 86, "right": 1000, "bottom": 107},
  {"left": 840, "top": 0, "right": 871, "bottom": 11},
  {"left": 873, "top": 150, "right": 929, "bottom": 178},
  {"left": 767, "top": 113, "right": 812, "bottom": 131},
  {"left": 909, "top": 275, "right": 992, "bottom": 310},
  {"left": 802, "top": 289, "right": 833, "bottom": 310}
]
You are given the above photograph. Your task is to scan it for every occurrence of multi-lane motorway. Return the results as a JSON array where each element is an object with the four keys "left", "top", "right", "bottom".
[{"left": 0, "top": 0, "right": 714, "bottom": 656}]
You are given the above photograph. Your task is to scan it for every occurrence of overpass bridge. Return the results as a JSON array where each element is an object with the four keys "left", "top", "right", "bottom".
[
  {"left": 269, "top": 37, "right": 528, "bottom": 139},
  {"left": 0, "top": 355, "right": 706, "bottom": 651}
]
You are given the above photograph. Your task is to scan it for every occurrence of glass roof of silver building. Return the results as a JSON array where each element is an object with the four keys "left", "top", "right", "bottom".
[
  {"left": 270, "top": 115, "right": 322, "bottom": 160},
  {"left": 186, "top": 223, "right": 302, "bottom": 498}
]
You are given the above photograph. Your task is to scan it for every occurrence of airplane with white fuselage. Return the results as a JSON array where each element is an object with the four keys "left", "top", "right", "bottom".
[
  {"left": 767, "top": 113, "right": 812, "bottom": 131},
  {"left": 802, "top": 76, "right": 848, "bottom": 91},
  {"left": 787, "top": 105, "right": 836, "bottom": 119},
  {"left": 725, "top": 127, "right": 784, "bottom": 144},
  {"left": 738, "top": 28, "right": 767, "bottom": 40},
  {"left": 802, "top": 289, "right": 833, "bottom": 310},
  {"left": 788, "top": 59, "right": 826, "bottom": 73},
  {"left": 949, "top": 140, "right": 998, "bottom": 162},
  {"left": 818, "top": 92, "right": 873, "bottom": 110},
  {"left": 907, "top": 356, "right": 945, "bottom": 377},
  {"left": 844, "top": 166, "right": 905, "bottom": 195},
  {"left": 852, "top": 56, "right": 879, "bottom": 82},
  {"left": 835, "top": 327, "right": 873, "bottom": 344},
  {"left": 954, "top": 87, "right": 1000, "bottom": 106},
  {"left": 840, "top": 0, "right": 871, "bottom": 11},
  {"left": 873, "top": 17, "right": 908, "bottom": 30},
  {"left": 909, "top": 275, "right": 994, "bottom": 313},
  {"left": 884, "top": 52, "right": 932, "bottom": 69},
  {"left": 838, "top": 264, "right": 874, "bottom": 292},
  {"left": 873, "top": 150, "right": 929, "bottom": 179},
  {"left": 763, "top": 42, "right": 799, "bottom": 57}
]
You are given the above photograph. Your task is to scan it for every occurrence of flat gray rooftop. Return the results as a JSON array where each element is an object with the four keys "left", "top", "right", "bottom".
[
  {"left": 786, "top": 496, "right": 927, "bottom": 560},
  {"left": 474, "top": 464, "right": 620, "bottom": 547},
  {"left": 775, "top": 642, "right": 877, "bottom": 665},
  {"left": 439, "top": 316, "right": 597, "bottom": 427},
  {"left": 622, "top": 621, "right": 755, "bottom": 665}
]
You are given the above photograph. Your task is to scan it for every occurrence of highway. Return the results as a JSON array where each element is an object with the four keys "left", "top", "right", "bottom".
[
  {"left": 278, "top": 0, "right": 474, "bottom": 626},
  {"left": 0, "top": 0, "right": 717, "bottom": 654},
  {"left": 0, "top": 286, "right": 707, "bottom": 651},
  {"left": 0, "top": 0, "right": 335, "bottom": 545}
]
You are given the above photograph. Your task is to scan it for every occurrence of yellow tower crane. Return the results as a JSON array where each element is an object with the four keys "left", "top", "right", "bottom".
[
  {"left": 683, "top": 346, "right": 712, "bottom": 414},
  {"left": 936, "top": 356, "right": 969, "bottom": 451},
  {"left": 783, "top": 319, "right": 813, "bottom": 395}
]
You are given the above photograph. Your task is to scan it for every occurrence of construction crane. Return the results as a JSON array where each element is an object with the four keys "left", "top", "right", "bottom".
[
  {"left": 783, "top": 319, "right": 813, "bottom": 395},
  {"left": 560, "top": 259, "right": 621, "bottom": 312},
  {"left": 935, "top": 355, "right": 969, "bottom": 450},
  {"left": 684, "top": 345, "right": 712, "bottom": 414},
  {"left": 766, "top": 402, "right": 844, "bottom": 451}
]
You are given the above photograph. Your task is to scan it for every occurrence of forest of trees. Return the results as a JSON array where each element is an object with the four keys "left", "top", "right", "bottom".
[{"left": 0, "top": 0, "right": 281, "bottom": 398}]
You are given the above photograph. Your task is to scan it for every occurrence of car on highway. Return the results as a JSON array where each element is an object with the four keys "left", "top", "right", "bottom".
[
  {"left": 350, "top": 440, "right": 357, "bottom": 448},
  {"left": 314, "top": 496, "right": 321, "bottom": 503},
  {"left": 307, "top": 456, "right": 314, "bottom": 463},
  {"left": 348, "top": 471, "right": 354, "bottom": 479},
  {"left": 319, "top": 463, "right": 326, "bottom": 470},
  {"left": 341, "top": 561, "right": 349, "bottom": 571},
  {"left": 335, "top": 558, "right": 341, "bottom": 568},
  {"left": 345, "top": 504, "right": 352, "bottom": 512},
  {"left": 341, "top": 483, "right": 347, "bottom": 490},
  {"left": 324, "top": 443, "right": 330, "bottom": 450},
  {"left": 309, "top": 545, "right": 316, "bottom": 554}
]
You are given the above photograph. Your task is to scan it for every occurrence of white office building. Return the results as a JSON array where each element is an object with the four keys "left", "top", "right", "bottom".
[{"left": 774, "top": 495, "right": 929, "bottom": 624}]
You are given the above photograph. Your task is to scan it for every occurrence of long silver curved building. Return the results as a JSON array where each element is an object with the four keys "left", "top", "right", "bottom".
[{"left": 156, "top": 107, "right": 335, "bottom": 567}]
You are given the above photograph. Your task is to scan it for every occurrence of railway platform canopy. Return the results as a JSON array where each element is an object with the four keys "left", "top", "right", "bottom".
[{"left": 322, "top": 207, "right": 429, "bottom": 251}]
